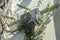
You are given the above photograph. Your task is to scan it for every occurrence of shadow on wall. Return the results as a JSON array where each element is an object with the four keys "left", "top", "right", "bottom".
[
  {"left": 53, "top": 0, "right": 60, "bottom": 40},
  {"left": 20, "top": 0, "right": 32, "bottom": 6}
]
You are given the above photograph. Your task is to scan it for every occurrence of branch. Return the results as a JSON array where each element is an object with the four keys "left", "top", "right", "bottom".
[
  {"left": 40, "top": 4, "right": 59, "bottom": 14},
  {"left": 0, "top": 12, "right": 15, "bottom": 20}
]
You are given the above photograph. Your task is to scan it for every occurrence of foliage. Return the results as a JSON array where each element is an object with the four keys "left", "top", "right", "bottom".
[
  {"left": 0, "top": 13, "right": 15, "bottom": 20},
  {"left": 17, "top": 4, "right": 30, "bottom": 13},
  {"left": 40, "top": 4, "right": 59, "bottom": 14}
]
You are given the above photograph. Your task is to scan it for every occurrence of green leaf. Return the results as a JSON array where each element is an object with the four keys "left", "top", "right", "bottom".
[
  {"left": 0, "top": 13, "right": 15, "bottom": 20},
  {"left": 17, "top": 4, "right": 30, "bottom": 10},
  {"left": 2, "top": 15, "right": 15, "bottom": 20},
  {"left": 40, "top": 4, "right": 59, "bottom": 14}
]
